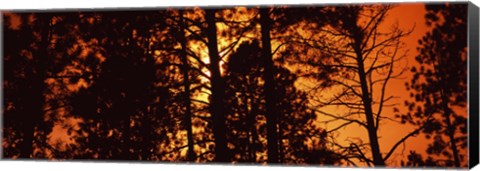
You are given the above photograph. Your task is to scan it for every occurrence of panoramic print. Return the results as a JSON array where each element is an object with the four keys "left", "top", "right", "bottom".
[{"left": 1, "top": 2, "right": 471, "bottom": 168}]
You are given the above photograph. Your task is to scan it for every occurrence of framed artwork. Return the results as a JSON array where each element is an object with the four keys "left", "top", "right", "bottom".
[{"left": 1, "top": 1, "right": 479, "bottom": 169}]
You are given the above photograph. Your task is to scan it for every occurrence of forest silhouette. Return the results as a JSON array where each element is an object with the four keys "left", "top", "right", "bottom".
[{"left": 1, "top": 3, "right": 469, "bottom": 168}]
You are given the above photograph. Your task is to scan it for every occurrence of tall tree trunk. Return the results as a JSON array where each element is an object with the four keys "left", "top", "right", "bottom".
[
  {"left": 435, "top": 58, "right": 460, "bottom": 167},
  {"left": 277, "top": 114, "right": 284, "bottom": 163},
  {"left": 19, "top": 15, "right": 52, "bottom": 158},
  {"left": 179, "top": 10, "right": 196, "bottom": 162},
  {"left": 247, "top": 99, "right": 257, "bottom": 162},
  {"left": 140, "top": 111, "right": 152, "bottom": 160},
  {"left": 140, "top": 40, "right": 154, "bottom": 161},
  {"left": 260, "top": 8, "right": 279, "bottom": 164},
  {"left": 442, "top": 96, "right": 461, "bottom": 167},
  {"left": 19, "top": 79, "right": 44, "bottom": 159},
  {"left": 205, "top": 9, "right": 229, "bottom": 162},
  {"left": 353, "top": 39, "right": 385, "bottom": 166},
  {"left": 119, "top": 26, "right": 137, "bottom": 160},
  {"left": 247, "top": 77, "right": 258, "bottom": 162},
  {"left": 241, "top": 90, "right": 254, "bottom": 162},
  {"left": 120, "top": 110, "right": 132, "bottom": 160},
  {"left": 242, "top": 91, "right": 252, "bottom": 162},
  {"left": 433, "top": 47, "right": 460, "bottom": 167}
]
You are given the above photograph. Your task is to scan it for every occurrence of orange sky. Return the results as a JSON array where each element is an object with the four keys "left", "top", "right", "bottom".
[
  {"left": 376, "top": 3, "right": 431, "bottom": 164},
  {"left": 306, "top": 3, "right": 467, "bottom": 167}
]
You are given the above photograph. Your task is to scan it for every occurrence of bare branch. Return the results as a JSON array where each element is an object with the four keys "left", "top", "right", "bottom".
[
  {"left": 383, "top": 121, "right": 429, "bottom": 161},
  {"left": 312, "top": 108, "right": 368, "bottom": 128}
]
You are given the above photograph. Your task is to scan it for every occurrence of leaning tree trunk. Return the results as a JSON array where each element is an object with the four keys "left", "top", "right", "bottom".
[
  {"left": 260, "top": 8, "right": 279, "bottom": 164},
  {"left": 205, "top": 9, "right": 229, "bottom": 162},
  {"left": 352, "top": 32, "right": 385, "bottom": 166}
]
